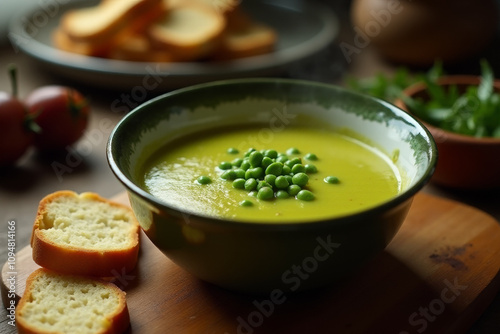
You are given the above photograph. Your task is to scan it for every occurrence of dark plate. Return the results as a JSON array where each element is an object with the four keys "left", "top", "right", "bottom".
[{"left": 8, "top": 0, "right": 339, "bottom": 90}]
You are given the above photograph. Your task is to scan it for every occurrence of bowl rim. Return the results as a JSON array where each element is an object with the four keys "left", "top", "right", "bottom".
[
  {"left": 394, "top": 75, "right": 500, "bottom": 145},
  {"left": 107, "top": 77, "right": 437, "bottom": 230}
]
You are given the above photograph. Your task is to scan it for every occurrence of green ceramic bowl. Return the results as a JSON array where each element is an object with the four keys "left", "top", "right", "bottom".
[{"left": 107, "top": 78, "right": 436, "bottom": 294}]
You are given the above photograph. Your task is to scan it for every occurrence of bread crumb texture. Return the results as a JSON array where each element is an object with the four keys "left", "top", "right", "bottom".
[
  {"left": 39, "top": 193, "right": 136, "bottom": 250},
  {"left": 17, "top": 270, "right": 125, "bottom": 334}
]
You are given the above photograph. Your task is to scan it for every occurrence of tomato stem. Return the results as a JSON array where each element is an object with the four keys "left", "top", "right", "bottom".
[{"left": 7, "top": 64, "right": 18, "bottom": 98}]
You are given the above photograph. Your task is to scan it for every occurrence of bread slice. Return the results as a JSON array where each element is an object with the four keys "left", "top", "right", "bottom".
[
  {"left": 31, "top": 191, "right": 140, "bottom": 277},
  {"left": 212, "top": 22, "right": 277, "bottom": 60},
  {"left": 148, "top": 0, "right": 226, "bottom": 60},
  {"left": 61, "top": 0, "right": 164, "bottom": 44},
  {"left": 52, "top": 28, "right": 110, "bottom": 57},
  {"left": 16, "top": 268, "right": 129, "bottom": 334},
  {"left": 193, "top": 0, "right": 239, "bottom": 14},
  {"left": 107, "top": 33, "right": 180, "bottom": 62}
]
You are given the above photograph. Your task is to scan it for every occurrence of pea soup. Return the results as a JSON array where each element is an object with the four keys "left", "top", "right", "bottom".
[{"left": 141, "top": 125, "right": 401, "bottom": 223}]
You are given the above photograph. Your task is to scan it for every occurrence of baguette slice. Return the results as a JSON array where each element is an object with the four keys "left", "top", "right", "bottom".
[
  {"left": 148, "top": 0, "right": 226, "bottom": 60},
  {"left": 165, "top": 0, "right": 238, "bottom": 14},
  {"left": 107, "top": 33, "right": 181, "bottom": 62},
  {"left": 16, "top": 268, "right": 130, "bottom": 334},
  {"left": 31, "top": 191, "right": 140, "bottom": 277},
  {"left": 61, "top": 0, "right": 164, "bottom": 44},
  {"left": 53, "top": 28, "right": 110, "bottom": 57},
  {"left": 212, "top": 22, "right": 277, "bottom": 60}
]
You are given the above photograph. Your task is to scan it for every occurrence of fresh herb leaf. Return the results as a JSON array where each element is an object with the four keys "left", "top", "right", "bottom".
[
  {"left": 348, "top": 59, "right": 500, "bottom": 138},
  {"left": 478, "top": 59, "right": 493, "bottom": 102}
]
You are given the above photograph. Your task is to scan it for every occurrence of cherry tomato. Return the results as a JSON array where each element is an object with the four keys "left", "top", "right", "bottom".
[
  {"left": 0, "top": 93, "right": 34, "bottom": 165},
  {"left": 25, "top": 86, "right": 90, "bottom": 151},
  {"left": 0, "top": 66, "right": 33, "bottom": 166}
]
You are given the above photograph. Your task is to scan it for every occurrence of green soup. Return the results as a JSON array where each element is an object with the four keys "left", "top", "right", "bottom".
[{"left": 141, "top": 125, "right": 401, "bottom": 223}]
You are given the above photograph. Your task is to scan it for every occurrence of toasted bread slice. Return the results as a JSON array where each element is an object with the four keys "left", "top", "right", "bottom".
[
  {"left": 31, "top": 191, "right": 140, "bottom": 277},
  {"left": 148, "top": 0, "right": 226, "bottom": 60},
  {"left": 61, "top": 0, "right": 164, "bottom": 44},
  {"left": 224, "top": 5, "right": 253, "bottom": 32},
  {"left": 195, "top": 0, "right": 239, "bottom": 14},
  {"left": 213, "top": 22, "right": 277, "bottom": 60},
  {"left": 165, "top": 0, "right": 238, "bottom": 14},
  {"left": 108, "top": 33, "right": 180, "bottom": 62},
  {"left": 52, "top": 27, "right": 110, "bottom": 57},
  {"left": 16, "top": 268, "right": 129, "bottom": 334}
]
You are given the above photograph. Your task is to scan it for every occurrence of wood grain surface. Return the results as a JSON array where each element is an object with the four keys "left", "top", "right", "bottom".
[{"left": 3, "top": 192, "right": 500, "bottom": 334}]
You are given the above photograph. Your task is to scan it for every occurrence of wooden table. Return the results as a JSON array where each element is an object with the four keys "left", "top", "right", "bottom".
[{"left": 1, "top": 3, "right": 500, "bottom": 332}]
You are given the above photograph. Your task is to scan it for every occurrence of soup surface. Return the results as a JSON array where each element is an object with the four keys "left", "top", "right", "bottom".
[{"left": 141, "top": 125, "right": 401, "bottom": 223}]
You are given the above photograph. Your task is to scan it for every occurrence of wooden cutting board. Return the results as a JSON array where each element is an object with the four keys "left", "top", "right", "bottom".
[{"left": 3, "top": 192, "right": 500, "bottom": 334}]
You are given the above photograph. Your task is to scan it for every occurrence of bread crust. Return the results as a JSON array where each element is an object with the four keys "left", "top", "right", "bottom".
[
  {"left": 61, "top": 0, "right": 164, "bottom": 44},
  {"left": 53, "top": 28, "right": 110, "bottom": 57},
  {"left": 212, "top": 23, "right": 277, "bottom": 60},
  {"left": 16, "top": 268, "right": 130, "bottom": 334},
  {"left": 31, "top": 191, "right": 140, "bottom": 278},
  {"left": 148, "top": 0, "right": 226, "bottom": 60}
]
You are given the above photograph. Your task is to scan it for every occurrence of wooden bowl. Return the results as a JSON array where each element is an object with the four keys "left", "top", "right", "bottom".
[{"left": 394, "top": 76, "right": 500, "bottom": 189}]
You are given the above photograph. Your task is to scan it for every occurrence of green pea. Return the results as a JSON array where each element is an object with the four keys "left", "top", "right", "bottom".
[
  {"left": 284, "top": 175, "right": 293, "bottom": 185},
  {"left": 325, "top": 176, "right": 340, "bottom": 184},
  {"left": 264, "top": 149, "right": 278, "bottom": 159},
  {"left": 257, "top": 187, "right": 274, "bottom": 200},
  {"left": 264, "top": 174, "right": 277, "bottom": 186},
  {"left": 240, "top": 199, "right": 253, "bottom": 207},
  {"left": 232, "top": 178, "right": 246, "bottom": 189},
  {"left": 196, "top": 176, "right": 211, "bottom": 185},
  {"left": 227, "top": 147, "right": 239, "bottom": 154},
  {"left": 285, "top": 157, "right": 302, "bottom": 168},
  {"left": 249, "top": 151, "right": 264, "bottom": 167},
  {"left": 304, "top": 153, "right": 318, "bottom": 161},
  {"left": 287, "top": 184, "right": 301, "bottom": 196},
  {"left": 261, "top": 157, "right": 273, "bottom": 169},
  {"left": 265, "top": 162, "right": 283, "bottom": 176},
  {"left": 276, "top": 155, "right": 289, "bottom": 164},
  {"left": 232, "top": 158, "right": 243, "bottom": 167},
  {"left": 274, "top": 175, "right": 289, "bottom": 189},
  {"left": 291, "top": 164, "right": 306, "bottom": 174},
  {"left": 286, "top": 147, "right": 300, "bottom": 155},
  {"left": 297, "top": 190, "right": 315, "bottom": 201},
  {"left": 244, "top": 148, "right": 256, "bottom": 157},
  {"left": 248, "top": 190, "right": 258, "bottom": 197},
  {"left": 282, "top": 165, "right": 291, "bottom": 175},
  {"left": 240, "top": 160, "right": 251, "bottom": 170},
  {"left": 234, "top": 168, "right": 246, "bottom": 179},
  {"left": 276, "top": 190, "right": 290, "bottom": 199},
  {"left": 219, "top": 161, "right": 233, "bottom": 170},
  {"left": 250, "top": 167, "right": 263, "bottom": 179},
  {"left": 292, "top": 173, "right": 309, "bottom": 187},
  {"left": 244, "top": 169, "right": 252, "bottom": 179},
  {"left": 304, "top": 164, "right": 318, "bottom": 174},
  {"left": 221, "top": 170, "right": 237, "bottom": 180},
  {"left": 245, "top": 178, "right": 258, "bottom": 191},
  {"left": 257, "top": 181, "right": 272, "bottom": 190}
]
